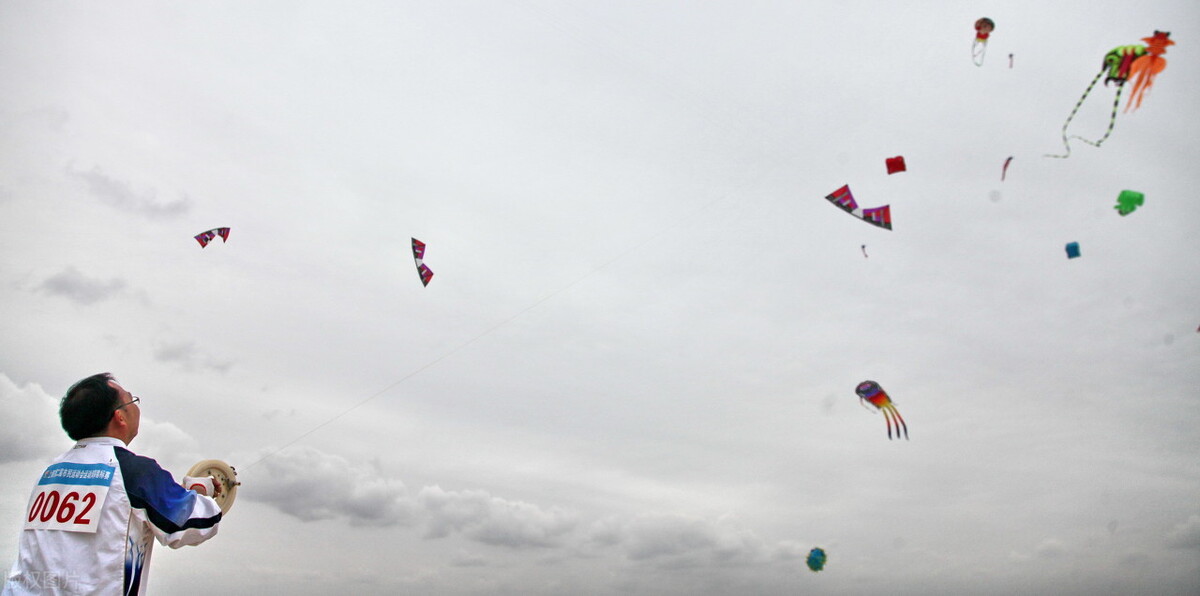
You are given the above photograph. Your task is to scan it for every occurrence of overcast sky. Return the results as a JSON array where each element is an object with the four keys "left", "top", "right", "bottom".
[{"left": 2, "top": 1, "right": 1198, "bottom": 594}]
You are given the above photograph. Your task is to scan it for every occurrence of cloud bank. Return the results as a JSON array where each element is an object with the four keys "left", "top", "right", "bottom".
[{"left": 247, "top": 445, "right": 803, "bottom": 567}]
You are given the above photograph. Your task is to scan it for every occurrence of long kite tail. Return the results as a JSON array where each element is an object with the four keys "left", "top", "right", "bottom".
[
  {"left": 1044, "top": 69, "right": 1107, "bottom": 159},
  {"left": 886, "top": 405, "right": 909, "bottom": 440}
]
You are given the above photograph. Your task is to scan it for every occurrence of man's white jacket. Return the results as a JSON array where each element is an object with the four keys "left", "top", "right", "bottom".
[{"left": 3, "top": 437, "right": 222, "bottom": 595}]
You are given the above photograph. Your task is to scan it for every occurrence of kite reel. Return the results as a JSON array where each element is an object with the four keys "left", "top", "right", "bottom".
[{"left": 186, "top": 459, "right": 241, "bottom": 515}]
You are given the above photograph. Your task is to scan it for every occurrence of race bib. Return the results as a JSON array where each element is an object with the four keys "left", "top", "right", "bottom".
[{"left": 24, "top": 462, "right": 115, "bottom": 533}]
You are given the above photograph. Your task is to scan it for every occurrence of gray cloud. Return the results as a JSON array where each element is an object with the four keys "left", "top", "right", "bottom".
[
  {"left": 418, "top": 485, "right": 578, "bottom": 548},
  {"left": 67, "top": 165, "right": 190, "bottom": 219},
  {"left": 587, "top": 514, "right": 794, "bottom": 568},
  {"left": 248, "top": 446, "right": 416, "bottom": 527},
  {"left": 248, "top": 446, "right": 797, "bottom": 565},
  {"left": 152, "top": 340, "right": 234, "bottom": 374},
  {"left": 1166, "top": 514, "right": 1200, "bottom": 550},
  {"left": 38, "top": 266, "right": 126, "bottom": 305}
]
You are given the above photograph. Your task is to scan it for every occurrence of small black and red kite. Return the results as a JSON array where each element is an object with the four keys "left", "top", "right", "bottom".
[
  {"left": 194, "top": 227, "right": 230, "bottom": 248},
  {"left": 411, "top": 238, "right": 434, "bottom": 287},
  {"left": 824, "top": 185, "right": 892, "bottom": 230}
]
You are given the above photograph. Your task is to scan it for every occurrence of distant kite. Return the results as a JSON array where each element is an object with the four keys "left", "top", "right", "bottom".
[
  {"left": 973, "top": 18, "right": 995, "bottom": 66},
  {"left": 411, "top": 238, "right": 434, "bottom": 286},
  {"left": 1047, "top": 31, "right": 1174, "bottom": 158},
  {"left": 806, "top": 548, "right": 827, "bottom": 572},
  {"left": 1115, "top": 190, "right": 1144, "bottom": 216},
  {"left": 885, "top": 156, "right": 906, "bottom": 175},
  {"left": 861, "top": 244, "right": 869, "bottom": 259},
  {"left": 194, "top": 227, "right": 230, "bottom": 248},
  {"left": 1002, "top": 157, "right": 1013, "bottom": 181},
  {"left": 855, "top": 380, "right": 908, "bottom": 440},
  {"left": 824, "top": 185, "right": 892, "bottom": 230},
  {"left": 1066, "top": 242, "right": 1081, "bottom": 259}
]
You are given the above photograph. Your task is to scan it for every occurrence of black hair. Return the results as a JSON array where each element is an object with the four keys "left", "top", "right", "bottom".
[{"left": 60, "top": 372, "right": 120, "bottom": 440}]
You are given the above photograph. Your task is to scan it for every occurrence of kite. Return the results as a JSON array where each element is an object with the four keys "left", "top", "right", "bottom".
[
  {"left": 855, "top": 380, "right": 908, "bottom": 440},
  {"left": 806, "top": 548, "right": 827, "bottom": 572},
  {"left": 1047, "top": 31, "right": 1173, "bottom": 159},
  {"left": 1127, "top": 31, "right": 1175, "bottom": 112},
  {"left": 973, "top": 18, "right": 995, "bottom": 66},
  {"left": 1002, "top": 157, "right": 1013, "bottom": 181},
  {"left": 885, "top": 156, "right": 906, "bottom": 175},
  {"left": 861, "top": 244, "right": 869, "bottom": 259},
  {"left": 824, "top": 185, "right": 892, "bottom": 230},
  {"left": 1115, "top": 190, "right": 1144, "bottom": 216},
  {"left": 1066, "top": 242, "right": 1081, "bottom": 259},
  {"left": 194, "top": 227, "right": 230, "bottom": 248},
  {"left": 1009, "top": 53, "right": 1014, "bottom": 69},
  {"left": 411, "top": 238, "right": 434, "bottom": 286}
]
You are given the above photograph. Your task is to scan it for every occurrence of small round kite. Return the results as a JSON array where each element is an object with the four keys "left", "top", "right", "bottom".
[
  {"left": 973, "top": 18, "right": 995, "bottom": 66},
  {"left": 806, "top": 547, "right": 827, "bottom": 572},
  {"left": 855, "top": 381, "right": 908, "bottom": 440}
]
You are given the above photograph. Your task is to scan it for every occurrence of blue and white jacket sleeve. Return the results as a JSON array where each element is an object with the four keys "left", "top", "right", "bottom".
[{"left": 115, "top": 448, "right": 222, "bottom": 548}]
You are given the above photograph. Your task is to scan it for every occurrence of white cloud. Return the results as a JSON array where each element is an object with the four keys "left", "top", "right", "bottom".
[
  {"left": 417, "top": 485, "right": 578, "bottom": 548},
  {"left": 0, "top": 372, "right": 205, "bottom": 474},
  {"left": 246, "top": 446, "right": 415, "bottom": 527},
  {"left": 0, "top": 374, "right": 68, "bottom": 463}
]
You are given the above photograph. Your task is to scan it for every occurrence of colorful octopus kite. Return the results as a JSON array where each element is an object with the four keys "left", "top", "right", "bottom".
[
  {"left": 1047, "top": 31, "right": 1173, "bottom": 158},
  {"left": 972, "top": 18, "right": 995, "bottom": 66},
  {"left": 855, "top": 380, "right": 908, "bottom": 440}
]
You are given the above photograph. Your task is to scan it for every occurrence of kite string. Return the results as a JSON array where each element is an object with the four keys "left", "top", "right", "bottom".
[
  {"left": 245, "top": 1, "right": 798, "bottom": 470},
  {"left": 243, "top": 185, "right": 741, "bottom": 471}
]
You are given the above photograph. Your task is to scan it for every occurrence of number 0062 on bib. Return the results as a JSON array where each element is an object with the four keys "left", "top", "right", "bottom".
[{"left": 24, "top": 462, "right": 115, "bottom": 534}]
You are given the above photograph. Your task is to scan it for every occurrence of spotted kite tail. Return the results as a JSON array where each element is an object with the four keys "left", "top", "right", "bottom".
[{"left": 1045, "top": 69, "right": 1124, "bottom": 159}]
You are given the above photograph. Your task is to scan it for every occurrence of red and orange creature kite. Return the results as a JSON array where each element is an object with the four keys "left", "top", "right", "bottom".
[
  {"left": 1047, "top": 31, "right": 1174, "bottom": 158},
  {"left": 855, "top": 380, "right": 908, "bottom": 440}
]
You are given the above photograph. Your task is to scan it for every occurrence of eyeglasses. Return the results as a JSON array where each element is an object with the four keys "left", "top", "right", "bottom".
[{"left": 113, "top": 396, "right": 141, "bottom": 411}]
